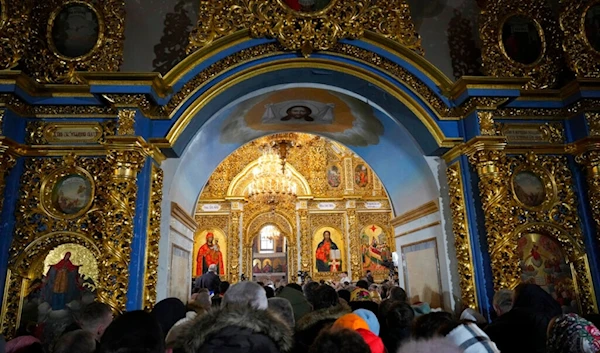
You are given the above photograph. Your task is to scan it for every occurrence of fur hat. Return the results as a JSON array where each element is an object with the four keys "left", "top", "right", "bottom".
[
  {"left": 397, "top": 337, "right": 464, "bottom": 353},
  {"left": 268, "top": 297, "right": 295, "bottom": 328},
  {"left": 353, "top": 309, "right": 380, "bottom": 336}
]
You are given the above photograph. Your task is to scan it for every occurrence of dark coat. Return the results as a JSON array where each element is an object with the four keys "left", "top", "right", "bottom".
[
  {"left": 276, "top": 286, "right": 312, "bottom": 322},
  {"left": 194, "top": 271, "right": 221, "bottom": 293},
  {"left": 174, "top": 304, "right": 293, "bottom": 353},
  {"left": 485, "top": 284, "right": 561, "bottom": 353},
  {"left": 293, "top": 303, "right": 351, "bottom": 353}
]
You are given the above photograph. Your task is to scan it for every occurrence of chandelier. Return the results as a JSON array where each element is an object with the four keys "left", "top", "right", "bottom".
[
  {"left": 247, "top": 145, "right": 298, "bottom": 210},
  {"left": 262, "top": 225, "right": 281, "bottom": 241}
]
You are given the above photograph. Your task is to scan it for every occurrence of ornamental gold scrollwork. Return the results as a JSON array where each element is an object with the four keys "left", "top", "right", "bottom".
[
  {"left": 143, "top": 164, "right": 163, "bottom": 311},
  {"left": 576, "top": 150, "right": 600, "bottom": 246},
  {"left": 117, "top": 110, "right": 136, "bottom": 136},
  {"left": 187, "top": 0, "right": 422, "bottom": 57},
  {"left": 298, "top": 209, "right": 311, "bottom": 274},
  {"left": 0, "top": 0, "right": 33, "bottom": 70},
  {"left": 478, "top": 111, "right": 497, "bottom": 136},
  {"left": 0, "top": 149, "right": 16, "bottom": 218},
  {"left": 479, "top": 0, "right": 563, "bottom": 89},
  {"left": 229, "top": 210, "right": 241, "bottom": 282},
  {"left": 3, "top": 155, "right": 106, "bottom": 338},
  {"left": 446, "top": 162, "right": 478, "bottom": 310},
  {"left": 22, "top": 0, "right": 125, "bottom": 83},
  {"left": 96, "top": 149, "right": 145, "bottom": 314},
  {"left": 559, "top": 0, "right": 600, "bottom": 78},
  {"left": 467, "top": 146, "right": 519, "bottom": 289},
  {"left": 346, "top": 208, "right": 362, "bottom": 281},
  {"left": 586, "top": 112, "right": 600, "bottom": 136}
]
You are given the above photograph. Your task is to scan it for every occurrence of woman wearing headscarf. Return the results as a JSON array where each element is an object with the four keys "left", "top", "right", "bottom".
[
  {"left": 547, "top": 313, "right": 600, "bottom": 353},
  {"left": 485, "top": 283, "right": 561, "bottom": 353}
]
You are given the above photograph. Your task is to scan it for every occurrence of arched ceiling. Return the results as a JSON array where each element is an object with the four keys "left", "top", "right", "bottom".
[{"left": 169, "top": 86, "right": 440, "bottom": 216}]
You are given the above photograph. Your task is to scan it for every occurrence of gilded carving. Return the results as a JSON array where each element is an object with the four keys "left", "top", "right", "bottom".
[
  {"left": 187, "top": 0, "right": 422, "bottom": 57},
  {"left": 469, "top": 148, "right": 596, "bottom": 312},
  {"left": 479, "top": 0, "right": 563, "bottom": 89},
  {"left": 0, "top": 149, "right": 16, "bottom": 219},
  {"left": 299, "top": 209, "right": 311, "bottom": 273},
  {"left": 586, "top": 112, "right": 600, "bottom": 136},
  {"left": 96, "top": 149, "right": 145, "bottom": 313},
  {"left": 3, "top": 156, "right": 107, "bottom": 337},
  {"left": 576, "top": 149, "right": 600, "bottom": 249},
  {"left": 117, "top": 110, "right": 136, "bottom": 136},
  {"left": 229, "top": 209, "right": 241, "bottom": 282},
  {"left": 447, "top": 162, "right": 478, "bottom": 310},
  {"left": 0, "top": 109, "right": 4, "bottom": 136},
  {"left": 26, "top": 121, "right": 116, "bottom": 145},
  {"left": 478, "top": 111, "right": 497, "bottom": 136},
  {"left": 346, "top": 208, "right": 361, "bottom": 281},
  {"left": 559, "top": 0, "right": 600, "bottom": 78},
  {"left": 0, "top": 0, "right": 33, "bottom": 70},
  {"left": 22, "top": 0, "right": 125, "bottom": 83},
  {"left": 143, "top": 164, "right": 163, "bottom": 311}
]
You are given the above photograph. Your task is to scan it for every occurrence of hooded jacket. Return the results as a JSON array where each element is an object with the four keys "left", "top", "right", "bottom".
[
  {"left": 293, "top": 303, "right": 351, "bottom": 353},
  {"left": 174, "top": 304, "right": 294, "bottom": 353}
]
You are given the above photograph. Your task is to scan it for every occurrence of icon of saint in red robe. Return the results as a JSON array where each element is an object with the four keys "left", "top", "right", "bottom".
[{"left": 196, "top": 232, "right": 224, "bottom": 276}]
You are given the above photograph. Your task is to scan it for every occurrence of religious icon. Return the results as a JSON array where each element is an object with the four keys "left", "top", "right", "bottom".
[
  {"left": 51, "top": 3, "right": 100, "bottom": 58},
  {"left": 41, "top": 252, "right": 84, "bottom": 310},
  {"left": 354, "top": 164, "right": 368, "bottom": 187},
  {"left": 281, "top": 105, "right": 315, "bottom": 122},
  {"left": 512, "top": 170, "right": 546, "bottom": 207},
  {"left": 284, "top": 0, "right": 331, "bottom": 12},
  {"left": 195, "top": 231, "right": 224, "bottom": 276},
  {"left": 262, "top": 259, "right": 273, "bottom": 273},
  {"left": 585, "top": 4, "right": 600, "bottom": 52},
  {"left": 252, "top": 259, "right": 262, "bottom": 274},
  {"left": 327, "top": 165, "right": 341, "bottom": 188},
  {"left": 315, "top": 230, "right": 342, "bottom": 272},
  {"left": 501, "top": 15, "right": 543, "bottom": 65},
  {"left": 273, "top": 257, "right": 286, "bottom": 273},
  {"left": 261, "top": 100, "right": 334, "bottom": 125},
  {"left": 51, "top": 174, "right": 93, "bottom": 215},
  {"left": 361, "top": 225, "right": 391, "bottom": 272},
  {"left": 517, "top": 233, "right": 578, "bottom": 313}
]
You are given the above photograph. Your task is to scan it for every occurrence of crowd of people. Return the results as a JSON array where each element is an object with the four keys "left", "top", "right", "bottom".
[{"left": 4, "top": 272, "right": 600, "bottom": 353}]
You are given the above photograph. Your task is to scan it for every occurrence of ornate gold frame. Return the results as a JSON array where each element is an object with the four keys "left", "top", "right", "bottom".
[
  {"left": 22, "top": 0, "right": 125, "bottom": 83},
  {"left": 187, "top": 0, "right": 422, "bottom": 57},
  {"left": 559, "top": 0, "right": 600, "bottom": 77},
  {"left": 326, "top": 163, "right": 343, "bottom": 189},
  {"left": 40, "top": 165, "right": 96, "bottom": 220},
  {"left": 0, "top": 0, "right": 31, "bottom": 69},
  {"left": 510, "top": 164, "right": 557, "bottom": 212},
  {"left": 46, "top": 0, "right": 105, "bottom": 61},
  {"left": 480, "top": 0, "right": 562, "bottom": 89}
]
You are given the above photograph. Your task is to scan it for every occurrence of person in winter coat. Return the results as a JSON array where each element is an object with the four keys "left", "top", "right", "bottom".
[
  {"left": 485, "top": 283, "right": 561, "bottom": 353},
  {"left": 294, "top": 285, "right": 351, "bottom": 353},
  {"left": 277, "top": 284, "right": 312, "bottom": 322},
  {"left": 175, "top": 281, "right": 293, "bottom": 353}
]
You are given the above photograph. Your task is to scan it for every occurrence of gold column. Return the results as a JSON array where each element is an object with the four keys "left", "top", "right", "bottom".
[
  {"left": 97, "top": 137, "right": 146, "bottom": 313},
  {"left": 576, "top": 150, "right": 600, "bottom": 237},
  {"left": 229, "top": 204, "right": 242, "bottom": 283},
  {"left": 347, "top": 201, "right": 361, "bottom": 282},
  {"left": 298, "top": 208, "right": 311, "bottom": 275},
  {"left": 447, "top": 161, "right": 478, "bottom": 310},
  {"left": 466, "top": 140, "right": 518, "bottom": 290},
  {"left": 142, "top": 164, "right": 163, "bottom": 311}
]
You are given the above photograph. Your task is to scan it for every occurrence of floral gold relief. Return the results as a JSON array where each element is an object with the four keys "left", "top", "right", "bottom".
[
  {"left": 0, "top": 0, "right": 33, "bottom": 69},
  {"left": 0, "top": 150, "right": 16, "bottom": 219},
  {"left": 143, "top": 164, "right": 163, "bottom": 311},
  {"left": 479, "top": 0, "right": 563, "bottom": 89},
  {"left": 187, "top": 0, "right": 422, "bottom": 57},
  {"left": 446, "top": 162, "right": 478, "bottom": 310},
  {"left": 96, "top": 149, "right": 145, "bottom": 314},
  {"left": 559, "top": 0, "right": 600, "bottom": 78}
]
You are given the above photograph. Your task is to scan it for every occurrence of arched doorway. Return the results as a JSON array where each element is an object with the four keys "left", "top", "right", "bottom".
[{"left": 251, "top": 225, "right": 288, "bottom": 284}]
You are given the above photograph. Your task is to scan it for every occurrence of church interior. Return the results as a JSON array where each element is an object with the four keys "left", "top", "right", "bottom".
[{"left": 1, "top": 0, "right": 600, "bottom": 343}]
